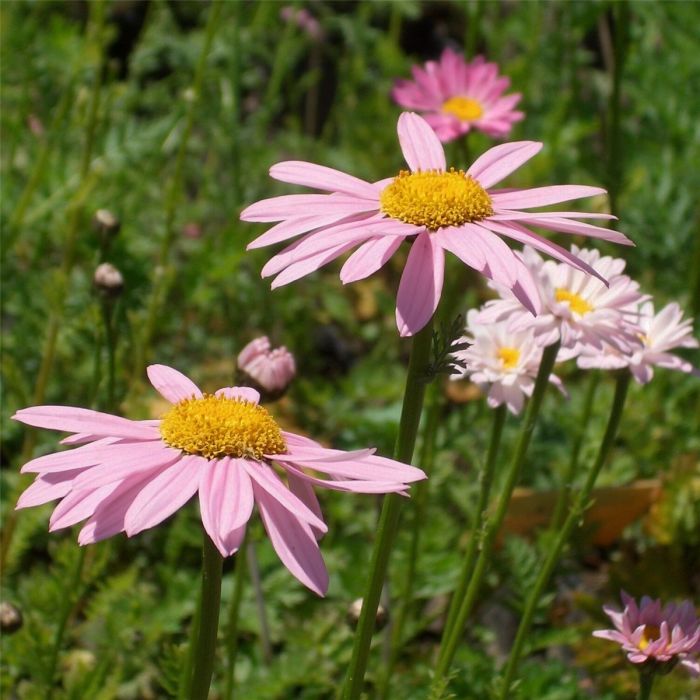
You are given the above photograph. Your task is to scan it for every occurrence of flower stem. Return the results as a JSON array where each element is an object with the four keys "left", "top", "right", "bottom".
[
  {"left": 378, "top": 381, "right": 442, "bottom": 699},
  {"left": 99, "top": 298, "right": 119, "bottom": 413},
  {"left": 432, "top": 341, "right": 560, "bottom": 688},
  {"left": 187, "top": 532, "right": 224, "bottom": 700},
  {"left": 44, "top": 547, "right": 87, "bottom": 700},
  {"left": 224, "top": 541, "right": 248, "bottom": 700},
  {"left": 247, "top": 539, "right": 273, "bottom": 663},
  {"left": 441, "top": 403, "right": 507, "bottom": 647},
  {"left": 638, "top": 669, "right": 655, "bottom": 700},
  {"left": 497, "top": 372, "right": 630, "bottom": 699},
  {"left": 342, "top": 318, "right": 435, "bottom": 700},
  {"left": 550, "top": 371, "right": 600, "bottom": 530}
]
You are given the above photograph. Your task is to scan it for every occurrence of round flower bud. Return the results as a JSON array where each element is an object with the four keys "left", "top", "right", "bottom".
[
  {"left": 0, "top": 601, "right": 23, "bottom": 634},
  {"left": 237, "top": 336, "right": 296, "bottom": 402},
  {"left": 346, "top": 597, "right": 388, "bottom": 631},
  {"left": 93, "top": 262, "right": 124, "bottom": 297},
  {"left": 92, "top": 209, "right": 121, "bottom": 236}
]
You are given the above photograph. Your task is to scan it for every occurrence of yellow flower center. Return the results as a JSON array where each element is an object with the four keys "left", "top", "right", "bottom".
[
  {"left": 555, "top": 288, "right": 594, "bottom": 315},
  {"left": 497, "top": 346, "right": 520, "bottom": 369},
  {"left": 380, "top": 169, "right": 494, "bottom": 231},
  {"left": 159, "top": 394, "right": 286, "bottom": 460},
  {"left": 638, "top": 624, "right": 661, "bottom": 651},
  {"left": 442, "top": 96, "right": 484, "bottom": 121}
]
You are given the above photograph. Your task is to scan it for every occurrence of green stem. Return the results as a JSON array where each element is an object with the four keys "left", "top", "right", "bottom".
[
  {"left": 224, "top": 542, "right": 248, "bottom": 700},
  {"left": 638, "top": 669, "right": 655, "bottom": 700},
  {"left": 432, "top": 341, "right": 560, "bottom": 688},
  {"left": 135, "top": 0, "right": 222, "bottom": 378},
  {"left": 188, "top": 532, "right": 225, "bottom": 700},
  {"left": 550, "top": 371, "right": 600, "bottom": 530},
  {"left": 247, "top": 539, "right": 272, "bottom": 663},
  {"left": 44, "top": 547, "right": 87, "bottom": 700},
  {"left": 441, "top": 403, "right": 507, "bottom": 647},
  {"left": 342, "top": 318, "right": 435, "bottom": 700},
  {"left": 100, "top": 298, "right": 118, "bottom": 412},
  {"left": 378, "top": 381, "right": 442, "bottom": 699},
  {"left": 498, "top": 372, "right": 630, "bottom": 699}
]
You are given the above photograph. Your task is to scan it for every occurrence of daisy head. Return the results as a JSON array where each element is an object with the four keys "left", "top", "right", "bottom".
[
  {"left": 392, "top": 48, "right": 524, "bottom": 142},
  {"left": 593, "top": 592, "right": 700, "bottom": 676},
  {"left": 237, "top": 335, "right": 296, "bottom": 400},
  {"left": 13, "top": 365, "right": 425, "bottom": 596},
  {"left": 451, "top": 309, "right": 564, "bottom": 415},
  {"left": 241, "top": 112, "right": 632, "bottom": 337},
  {"left": 478, "top": 246, "right": 646, "bottom": 357}
]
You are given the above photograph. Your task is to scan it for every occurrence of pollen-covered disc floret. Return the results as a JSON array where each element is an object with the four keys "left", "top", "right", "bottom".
[
  {"left": 160, "top": 394, "right": 286, "bottom": 460},
  {"left": 380, "top": 168, "right": 494, "bottom": 231}
]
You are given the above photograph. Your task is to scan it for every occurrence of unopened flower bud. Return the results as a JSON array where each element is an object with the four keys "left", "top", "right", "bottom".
[
  {"left": 346, "top": 598, "right": 388, "bottom": 630},
  {"left": 93, "top": 263, "right": 124, "bottom": 297},
  {"left": 92, "top": 209, "right": 121, "bottom": 236},
  {"left": 237, "top": 336, "right": 296, "bottom": 402},
  {"left": 0, "top": 601, "right": 23, "bottom": 634}
]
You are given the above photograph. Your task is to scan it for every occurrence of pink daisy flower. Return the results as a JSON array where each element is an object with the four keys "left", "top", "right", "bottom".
[
  {"left": 577, "top": 300, "right": 699, "bottom": 382},
  {"left": 593, "top": 592, "right": 700, "bottom": 676},
  {"left": 477, "top": 246, "right": 645, "bottom": 357},
  {"left": 12, "top": 365, "right": 425, "bottom": 596},
  {"left": 237, "top": 335, "right": 296, "bottom": 399},
  {"left": 451, "top": 309, "right": 565, "bottom": 415},
  {"left": 241, "top": 112, "right": 632, "bottom": 337},
  {"left": 392, "top": 48, "right": 524, "bottom": 142}
]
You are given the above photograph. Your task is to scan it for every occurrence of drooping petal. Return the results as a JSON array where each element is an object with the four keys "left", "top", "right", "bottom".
[
  {"left": 270, "top": 240, "right": 358, "bottom": 289},
  {"left": 13, "top": 407, "right": 160, "bottom": 441},
  {"left": 49, "top": 483, "right": 121, "bottom": 531},
  {"left": 124, "top": 455, "right": 204, "bottom": 536},
  {"left": 286, "top": 470, "right": 325, "bottom": 540},
  {"left": 16, "top": 469, "right": 85, "bottom": 509},
  {"left": 199, "top": 457, "right": 254, "bottom": 556},
  {"left": 254, "top": 483, "right": 329, "bottom": 596},
  {"left": 395, "top": 231, "right": 445, "bottom": 337},
  {"left": 269, "top": 161, "right": 380, "bottom": 199},
  {"left": 339, "top": 236, "right": 404, "bottom": 284},
  {"left": 146, "top": 365, "right": 202, "bottom": 403},
  {"left": 517, "top": 216, "right": 634, "bottom": 246},
  {"left": 397, "top": 112, "right": 446, "bottom": 172},
  {"left": 467, "top": 141, "right": 542, "bottom": 189}
]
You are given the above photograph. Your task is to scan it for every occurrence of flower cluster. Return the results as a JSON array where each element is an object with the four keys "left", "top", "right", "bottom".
[
  {"left": 392, "top": 48, "right": 524, "bottom": 142},
  {"left": 13, "top": 365, "right": 425, "bottom": 596},
  {"left": 594, "top": 592, "right": 700, "bottom": 676},
  {"left": 455, "top": 245, "right": 698, "bottom": 404}
]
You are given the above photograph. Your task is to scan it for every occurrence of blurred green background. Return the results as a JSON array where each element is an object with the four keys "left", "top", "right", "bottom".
[{"left": 2, "top": 1, "right": 699, "bottom": 698}]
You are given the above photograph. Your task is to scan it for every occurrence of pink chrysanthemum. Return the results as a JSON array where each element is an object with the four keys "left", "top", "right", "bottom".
[
  {"left": 392, "top": 48, "right": 524, "bottom": 142},
  {"left": 593, "top": 592, "right": 700, "bottom": 676},
  {"left": 577, "top": 300, "right": 699, "bottom": 382},
  {"left": 451, "top": 309, "right": 564, "bottom": 415},
  {"left": 13, "top": 365, "right": 425, "bottom": 596},
  {"left": 237, "top": 336, "right": 296, "bottom": 398},
  {"left": 241, "top": 112, "right": 632, "bottom": 337},
  {"left": 477, "top": 246, "right": 645, "bottom": 357}
]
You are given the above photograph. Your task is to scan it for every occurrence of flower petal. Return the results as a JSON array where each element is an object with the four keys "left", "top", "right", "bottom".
[
  {"left": 269, "top": 161, "right": 380, "bottom": 199},
  {"left": 199, "top": 457, "right": 254, "bottom": 556},
  {"left": 397, "top": 112, "right": 446, "bottom": 171},
  {"left": 215, "top": 387, "right": 261, "bottom": 403},
  {"left": 146, "top": 365, "right": 202, "bottom": 403},
  {"left": 254, "top": 484, "right": 329, "bottom": 596},
  {"left": 16, "top": 470, "right": 85, "bottom": 509},
  {"left": 467, "top": 141, "right": 542, "bottom": 189},
  {"left": 124, "top": 455, "right": 204, "bottom": 536},
  {"left": 240, "top": 194, "right": 379, "bottom": 222},
  {"left": 339, "top": 236, "right": 404, "bottom": 284},
  {"left": 490, "top": 185, "right": 606, "bottom": 209},
  {"left": 395, "top": 231, "right": 445, "bottom": 337}
]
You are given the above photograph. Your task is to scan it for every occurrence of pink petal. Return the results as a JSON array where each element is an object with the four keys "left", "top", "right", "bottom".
[
  {"left": 286, "top": 470, "right": 325, "bottom": 540},
  {"left": 518, "top": 216, "right": 634, "bottom": 246},
  {"left": 240, "top": 194, "right": 379, "bottom": 222},
  {"left": 16, "top": 469, "right": 85, "bottom": 509},
  {"left": 282, "top": 464, "right": 409, "bottom": 494},
  {"left": 123, "top": 455, "right": 204, "bottom": 536},
  {"left": 254, "top": 484, "right": 329, "bottom": 596},
  {"left": 340, "top": 235, "right": 405, "bottom": 284},
  {"left": 246, "top": 213, "right": 362, "bottom": 250},
  {"left": 490, "top": 185, "right": 606, "bottom": 209},
  {"left": 215, "top": 387, "right": 260, "bottom": 403},
  {"left": 146, "top": 365, "right": 202, "bottom": 403},
  {"left": 49, "top": 483, "right": 120, "bottom": 531},
  {"left": 397, "top": 112, "right": 446, "bottom": 172},
  {"left": 432, "top": 226, "right": 486, "bottom": 271},
  {"left": 467, "top": 141, "right": 543, "bottom": 189},
  {"left": 199, "top": 457, "right": 254, "bottom": 556},
  {"left": 396, "top": 231, "right": 445, "bottom": 337},
  {"left": 269, "top": 161, "right": 380, "bottom": 199},
  {"left": 242, "top": 461, "right": 327, "bottom": 533},
  {"left": 270, "top": 240, "right": 358, "bottom": 289},
  {"left": 13, "top": 406, "right": 160, "bottom": 441}
]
